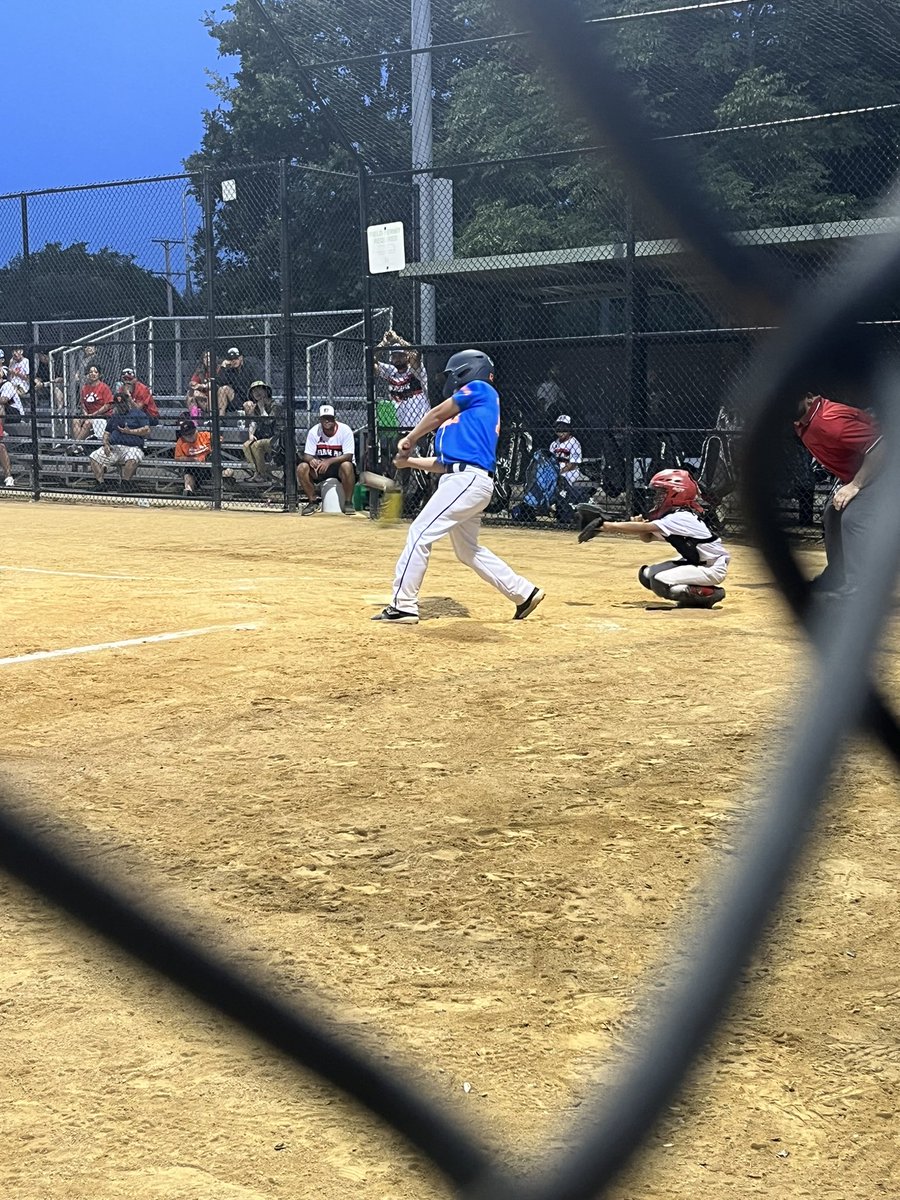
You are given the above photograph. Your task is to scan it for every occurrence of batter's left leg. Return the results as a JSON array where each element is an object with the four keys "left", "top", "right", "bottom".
[
  {"left": 449, "top": 511, "right": 537, "bottom": 606},
  {"left": 390, "top": 472, "right": 483, "bottom": 616}
]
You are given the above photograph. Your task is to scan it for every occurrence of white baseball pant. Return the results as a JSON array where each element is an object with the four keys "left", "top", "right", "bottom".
[
  {"left": 392, "top": 466, "right": 535, "bottom": 616},
  {"left": 652, "top": 556, "right": 729, "bottom": 596}
]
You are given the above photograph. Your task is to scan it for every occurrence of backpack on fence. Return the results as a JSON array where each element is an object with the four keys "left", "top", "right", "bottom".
[{"left": 512, "top": 449, "right": 560, "bottom": 520}]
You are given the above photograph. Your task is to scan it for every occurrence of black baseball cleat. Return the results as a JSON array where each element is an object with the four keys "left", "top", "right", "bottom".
[
  {"left": 513, "top": 587, "right": 545, "bottom": 620},
  {"left": 301, "top": 499, "right": 321, "bottom": 515},
  {"left": 372, "top": 605, "right": 419, "bottom": 624},
  {"left": 677, "top": 585, "right": 726, "bottom": 608}
]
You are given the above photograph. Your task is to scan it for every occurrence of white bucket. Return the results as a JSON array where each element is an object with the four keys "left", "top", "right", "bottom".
[{"left": 321, "top": 478, "right": 344, "bottom": 514}]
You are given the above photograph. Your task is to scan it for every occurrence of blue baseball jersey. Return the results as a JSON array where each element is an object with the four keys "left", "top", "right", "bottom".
[{"left": 434, "top": 379, "right": 500, "bottom": 472}]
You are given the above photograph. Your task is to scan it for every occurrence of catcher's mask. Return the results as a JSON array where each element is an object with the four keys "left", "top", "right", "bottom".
[
  {"left": 647, "top": 468, "right": 702, "bottom": 519},
  {"left": 442, "top": 349, "right": 494, "bottom": 398}
]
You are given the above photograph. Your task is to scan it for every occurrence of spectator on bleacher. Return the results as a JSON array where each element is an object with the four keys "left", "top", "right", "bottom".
[
  {"left": 216, "top": 346, "right": 260, "bottom": 418},
  {"left": 33, "top": 351, "right": 64, "bottom": 412},
  {"left": 88, "top": 393, "right": 157, "bottom": 489},
  {"left": 74, "top": 343, "right": 98, "bottom": 386},
  {"left": 242, "top": 381, "right": 283, "bottom": 483},
  {"left": 0, "top": 385, "right": 17, "bottom": 486},
  {"left": 7, "top": 347, "right": 29, "bottom": 399},
  {"left": 297, "top": 403, "right": 355, "bottom": 515},
  {"left": 190, "top": 350, "right": 212, "bottom": 388},
  {"left": 0, "top": 373, "right": 25, "bottom": 425},
  {"left": 187, "top": 351, "right": 212, "bottom": 416},
  {"left": 174, "top": 415, "right": 212, "bottom": 496},
  {"left": 187, "top": 381, "right": 211, "bottom": 420},
  {"left": 73, "top": 365, "right": 114, "bottom": 448},
  {"left": 120, "top": 367, "right": 159, "bottom": 419}
]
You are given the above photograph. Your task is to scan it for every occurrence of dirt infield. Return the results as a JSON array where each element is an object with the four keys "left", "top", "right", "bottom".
[{"left": 0, "top": 501, "right": 897, "bottom": 1199}]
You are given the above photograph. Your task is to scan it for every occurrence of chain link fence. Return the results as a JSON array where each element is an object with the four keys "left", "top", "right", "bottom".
[{"left": 2, "top": 0, "right": 899, "bottom": 527}]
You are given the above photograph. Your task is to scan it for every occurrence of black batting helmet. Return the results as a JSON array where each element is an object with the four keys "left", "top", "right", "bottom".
[{"left": 442, "top": 348, "right": 494, "bottom": 398}]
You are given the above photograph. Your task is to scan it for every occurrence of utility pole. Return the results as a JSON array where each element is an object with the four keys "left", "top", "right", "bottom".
[
  {"left": 411, "top": 0, "right": 435, "bottom": 346},
  {"left": 151, "top": 237, "right": 180, "bottom": 317}
]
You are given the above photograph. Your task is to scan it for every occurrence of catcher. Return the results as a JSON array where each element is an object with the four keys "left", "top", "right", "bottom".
[{"left": 577, "top": 468, "right": 729, "bottom": 608}]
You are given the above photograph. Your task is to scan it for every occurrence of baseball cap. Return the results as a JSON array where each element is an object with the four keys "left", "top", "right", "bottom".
[
  {"left": 226, "top": 346, "right": 241, "bottom": 358},
  {"left": 319, "top": 404, "right": 336, "bottom": 418},
  {"left": 249, "top": 379, "right": 271, "bottom": 393},
  {"left": 555, "top": 413, "right": 572, "bottom": 426},
  {"left": 122, "top": 367, "right": 136, "bottom": 379},
  {"left": 177, "top": 417, "right": 197, "bottom": 435}
]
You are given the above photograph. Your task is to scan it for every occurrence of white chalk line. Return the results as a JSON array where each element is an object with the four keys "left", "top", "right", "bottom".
[
  {"left": 0, "top": 565, "right": 282, "bottom": 585},
  {"left": 0, "top": 623, "right": 260, "bottom": 667}
]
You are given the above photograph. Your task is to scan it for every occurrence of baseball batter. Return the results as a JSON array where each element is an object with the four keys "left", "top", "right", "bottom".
[
  {"left": 577, "top": 468, "right": 729, "bottom": 608},
  {"left": 372, "top": 349, "right": 544, "bottom": 625}
]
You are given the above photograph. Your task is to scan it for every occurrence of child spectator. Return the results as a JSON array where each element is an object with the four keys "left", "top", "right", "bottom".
[{"left": 174, "top": 415, "right": 212, "bottom": 496}]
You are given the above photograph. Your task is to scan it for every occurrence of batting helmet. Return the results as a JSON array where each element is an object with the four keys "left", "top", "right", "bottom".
[
  {"left": 442, "top": 349, "right": 494, "bottom": 398},
  {"left": 647, "top": 468, "right": 702, "bottom": 518}
]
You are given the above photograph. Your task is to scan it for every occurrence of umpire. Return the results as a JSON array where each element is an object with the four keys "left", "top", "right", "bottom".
[{"left": 794, "top": 392, "right": 884, "bottom": 600}]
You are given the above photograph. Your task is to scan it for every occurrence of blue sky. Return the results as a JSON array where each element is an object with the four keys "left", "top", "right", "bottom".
[
  {"left": 6, "top": 0, "right": 233, "bottom": 193},
  {"left": 2, "top": 1, "right": 236, "bottom": 278}
]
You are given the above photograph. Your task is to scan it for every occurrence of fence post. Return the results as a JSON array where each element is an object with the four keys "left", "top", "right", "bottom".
[
  {"left": 202, "top": 170, "right": 223, "bottom": 510},
  {"left": 279, "top": 159, "right": 298, "bottom": 512},
  {"left": 623, "top": 193, "right": 636, "bottom": 516},
  {"left": 174, "top": 319, "right": 183, "bottom": 396},
  {"left": 358, "top": 164, "right": 377, "bottom": 471},
  {"left": 21, "top": 194, "right": 41, "bottom": 503}
]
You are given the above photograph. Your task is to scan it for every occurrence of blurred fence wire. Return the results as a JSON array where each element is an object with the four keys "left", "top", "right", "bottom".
[{"left": 1, "top": 1, "right": 899, "bottom": 1197}]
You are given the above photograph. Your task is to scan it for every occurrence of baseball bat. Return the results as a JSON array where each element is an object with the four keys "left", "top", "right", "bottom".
[{"left": 361, "top": 470, "right": 401, "bottom": 494}]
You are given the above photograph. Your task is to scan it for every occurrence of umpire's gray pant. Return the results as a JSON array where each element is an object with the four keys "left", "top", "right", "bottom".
[{"left": 822, "top": 473, "right": 885, "bottom": 589}]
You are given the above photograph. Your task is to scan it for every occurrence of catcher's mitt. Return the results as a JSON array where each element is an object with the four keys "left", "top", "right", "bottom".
[{"left": 576, "top": 502, "right": 608, "bottom": 544}]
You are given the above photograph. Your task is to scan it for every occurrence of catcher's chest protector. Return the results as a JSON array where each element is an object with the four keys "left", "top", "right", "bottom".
[{"left": 664, "top": 533, "right": 718, "bottom": 566}]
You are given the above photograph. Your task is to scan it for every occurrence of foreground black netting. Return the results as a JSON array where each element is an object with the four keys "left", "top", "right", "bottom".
[{"left": 2, "top": 3, "right": 898, "bottom": 1198}]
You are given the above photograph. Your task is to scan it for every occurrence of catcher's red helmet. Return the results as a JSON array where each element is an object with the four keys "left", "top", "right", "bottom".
[{"left": 647, "top": 468, "right": 702, "bottom": 518}]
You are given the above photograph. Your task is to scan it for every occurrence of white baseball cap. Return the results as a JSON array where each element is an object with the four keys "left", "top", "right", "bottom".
[
  {"left": 555, "top": 413, "right": 572, "bottom": 426},
  {"left": 319, "top": 404, "right": 336, "bottom": 418}
]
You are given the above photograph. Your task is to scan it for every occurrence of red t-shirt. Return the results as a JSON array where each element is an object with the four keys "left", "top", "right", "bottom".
[
  {"left": 794, "top": 397, "right": 880, "bottom": 484},
  {"left": 126, "top": 380, "right": 159, "bottom": 419},
  {"left": 81, "top": 381, "right": 114, "bottom": 416}
]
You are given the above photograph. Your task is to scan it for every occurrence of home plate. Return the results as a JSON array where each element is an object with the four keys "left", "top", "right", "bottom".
[{"left": 589, "top": 620, "right": 623, "bottom": 632}]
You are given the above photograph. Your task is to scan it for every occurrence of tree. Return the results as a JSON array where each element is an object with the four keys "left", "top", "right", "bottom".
[
  {"left": 0, "top": 242, "right": 176, "bottom": 325},
  {"left": 188, "top": 0, "right": 900, "bottom": 286}
]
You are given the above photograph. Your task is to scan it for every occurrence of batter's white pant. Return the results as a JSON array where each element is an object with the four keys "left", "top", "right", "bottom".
[
  {"left": 653, "top": 556, "right": 729, "bottom": 596},
  {"left": 392, "top": 466, "right": 535, "bottom": 615}
]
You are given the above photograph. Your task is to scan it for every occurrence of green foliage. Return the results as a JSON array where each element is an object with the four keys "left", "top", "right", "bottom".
[
  {"left": 186, "top": 0, "right": 900, "bottom": 305},
  {"left": 0, "top": 242, "right": 174, "bottom": 323}
]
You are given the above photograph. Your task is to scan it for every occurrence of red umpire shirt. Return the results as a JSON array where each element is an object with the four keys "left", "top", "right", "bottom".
[{"left": 794, "top": 396, "right": 881, "bottom": 484}]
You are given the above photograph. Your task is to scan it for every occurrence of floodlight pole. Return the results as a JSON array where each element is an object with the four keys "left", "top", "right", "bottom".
[{"left": 411, "top": 0, "right": 436, "bottom": 346}]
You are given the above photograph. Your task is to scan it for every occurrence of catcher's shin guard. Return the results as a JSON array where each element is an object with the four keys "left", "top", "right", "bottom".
[{"left": 642, "top": 562, "right": 676, "bottom": 599}]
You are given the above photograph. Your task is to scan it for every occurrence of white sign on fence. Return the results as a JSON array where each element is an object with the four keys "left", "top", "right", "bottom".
[
  {"left": 366, "top": 222, "right": 406, "bottom": 274},
  {"left": 221, "top": 179, "right": 237, "bottom": 202}
]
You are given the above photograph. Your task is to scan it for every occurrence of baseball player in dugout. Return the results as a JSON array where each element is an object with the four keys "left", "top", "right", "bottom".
[
  {"left": 794, "top": 391, "right": 883, "bottom": 601},
  {"left": 577, "top": 468, "right": 730, "bottom": 609},
  {"left": 372, "top": 349, "right": 544, "bottom": 625}
]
